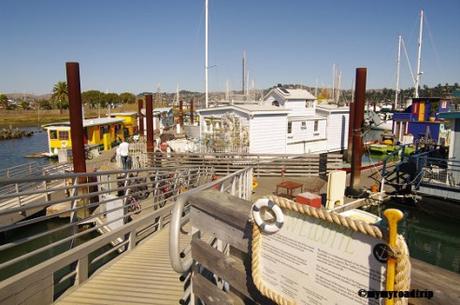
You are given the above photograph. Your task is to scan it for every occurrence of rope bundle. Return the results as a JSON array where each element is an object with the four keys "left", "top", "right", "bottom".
[{"left": 251, "top": 195, "right": 411, "bottom": 305}]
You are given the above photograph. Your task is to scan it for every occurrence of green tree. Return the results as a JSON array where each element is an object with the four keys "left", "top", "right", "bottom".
[
  {"left": 19, "top": 100, "right": 29, "bottom": 110},
  {"left": 0, "top": 94, "right": 8, "bottom": 109},
  {"left": 82, "top": 90, "right": 104, "bottom": 108},
  {"left": 51, "top": 81, "right": 69, "bottom": 113},
  {"left": 38, "top": 99, "right": 52, "bottom": 110},
  {"left": 119, "top": 92, "right": 135, "bottom": 104},
  {"left": 103, "top": 93, "right": 120, "bottom": 108}
]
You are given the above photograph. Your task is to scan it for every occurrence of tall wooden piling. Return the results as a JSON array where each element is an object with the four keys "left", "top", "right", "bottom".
[
  {"left": 66, "top": 62, "right": 86, "bottom": 174},
  {"left": 350, "top": 68, "right": 366, "bottom": 190},
  {"left": 146, "top": 94, "right": 154, "bottom": 153},
  {"left": 190, "top": 99, "right": 194, "bottom": 125},
  {"left": 179, "top": 100, "right": 184, "bottom": 127},
  {"left": 138, "top": 99, "right": 144, "bottom": 136},
  {"left": 66, "top": 62, "right": 88, "bottom": 219}
]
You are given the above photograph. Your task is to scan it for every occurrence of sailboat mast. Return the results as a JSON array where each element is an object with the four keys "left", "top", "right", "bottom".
[
  {"left": 395, "top": 35, "right": 402, "bottom": 109},
  {"left": 415, "top": 9, "right": 424, "bottom": 98},
  {"left": 332, "top": 64, "right": 336, "bottom": 102},
  {"left": 242, "top": 50, "right": 246, "bottom": 95},
  {"left": 205, "top": 0, "right": 209, "bottom": 108}
]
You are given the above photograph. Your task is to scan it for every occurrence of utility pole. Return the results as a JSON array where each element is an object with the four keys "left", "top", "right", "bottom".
[{"left": 415, "top": 10, "right": 424, "bottom": 98}]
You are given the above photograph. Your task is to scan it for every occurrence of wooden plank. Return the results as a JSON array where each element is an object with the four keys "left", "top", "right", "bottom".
[
  {"left": 409, "top": 258, "right": 460, "bottom": 305},
  {"left": 190, "top": 208, "right": 249, "bottom": 253},
  {"left": 188, "top": 189, "right": 252, "bottom": 231},
  {"left": 192, "top": 239, "right": 249, "bottom": 297},
  {"left": 192, "top": 272, "right": 244, "bottom": 305}
]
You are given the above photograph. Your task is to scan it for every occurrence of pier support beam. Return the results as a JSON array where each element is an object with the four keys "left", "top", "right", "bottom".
[
  {"left": 190, "top": 99, "right": 194, "bottom": 125},
  {"left": 146, "top": 94, "right": 154, "bottom": 153},
  {"left": 179, "top": 100, "right": 184, "bottom": 127},
  {"left": 138, "top": 99, "right": 144, "bottom": 136},
  {"left": 66, "top": 62, "right": 86, "bottom": 174},
  {"left": 350, "top": 68, "right": 366, "bottom": 190}
]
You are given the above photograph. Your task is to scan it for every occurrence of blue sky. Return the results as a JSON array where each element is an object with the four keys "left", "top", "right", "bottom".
[{"left": 1, "top": 0, "right": 459, "bottom": 94}]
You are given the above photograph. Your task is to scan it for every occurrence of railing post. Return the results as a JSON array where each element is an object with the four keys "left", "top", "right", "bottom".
[
  {"left": 257, "top": 155, "right": 260, "bottom": 178},
  {"left": 15, "top": 183, "right": 22, "bottom": 207},
  {"left": 76, "top": 256, "right": 88, "bottom": 285},
  {"left": 128, "top": 231, "right": 136, "bottom": 250}
]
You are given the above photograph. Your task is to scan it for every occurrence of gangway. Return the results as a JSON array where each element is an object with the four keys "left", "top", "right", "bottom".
[{"left": 0, "top": 166, "right": 253, "bottom": 305}]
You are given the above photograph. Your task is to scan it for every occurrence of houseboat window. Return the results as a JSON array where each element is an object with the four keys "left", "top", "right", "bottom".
[
  {"left": 59, "top": 131, "right": 69, "bottom": 140},
  {"left": 272, "top": 100, "right": 280, "bottom": 107},
  {"left": 288, "top": 122, "right": 292, "bottom": 134},
  {"left": 49, "top": 130, "right": 57, "bottom": 139},
  {"left": 306, "top": 100, "right": 313, "bottom": 108},
  {"left": 301, "top": 122, "right": 306, "bottom": 130},
  {"left": 314, "top": 120, "right": 319, "bottom": 132}
]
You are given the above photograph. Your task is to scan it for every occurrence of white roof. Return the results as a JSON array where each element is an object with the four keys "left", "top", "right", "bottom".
[
  {"left": 110, "top": 112, "right": 137, "bottom": 116},
  {"left": 43, "top": 117, "right": 124, "bottom": 128},
  {"left": 154, "top": 107, "right": 173, "bottom": 113},
  {"left": 316, "top": 104, "right": 350, "bottom": 113},
  {"left": 197, "top": 104, "right": 290, "bottom": 116},
  {"left": 268, "top": 87, "right": 316, "bottom": 100},
  {"left": 141, "top": 107, "right": 173, "bottom": 115},
  {"left": 288, "top": 115, "right": 326, "bottom": 121}
]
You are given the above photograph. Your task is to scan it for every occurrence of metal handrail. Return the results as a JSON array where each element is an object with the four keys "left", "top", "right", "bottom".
[
  {"left": 169, "top": 166, "right": 253, "bottom": 273},
  {"left": 0, "top": 165, "right": 213, "bottom": 269}
]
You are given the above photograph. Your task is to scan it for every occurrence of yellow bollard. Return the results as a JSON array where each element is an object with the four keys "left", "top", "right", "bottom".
[
  {"left": 383, "top": 208, "right": 404, "bottom": 305},
  {"left": 103, "top": 133, "right": 111, "bottom": 151}
]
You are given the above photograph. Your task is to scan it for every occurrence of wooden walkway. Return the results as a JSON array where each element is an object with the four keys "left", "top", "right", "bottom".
[{"left": 56, "top": 227, "right": 188, "bottom": 305}]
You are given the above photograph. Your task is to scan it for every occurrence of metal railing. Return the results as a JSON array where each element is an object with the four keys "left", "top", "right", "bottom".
[
  {"left": 420, "top": 157, "right": 460, "bottom": 188},
  {"left": 0, "top": 162, "right": 72, "bottom": 197},
  {"left": 169, "top": 166, "right": 253, "bottom": 275},
  {"left": 132, "top": 151, "right": 342, "bottom": 177},
  {"left": 0, "top": 164, "right": 215, "bottom": 303}
]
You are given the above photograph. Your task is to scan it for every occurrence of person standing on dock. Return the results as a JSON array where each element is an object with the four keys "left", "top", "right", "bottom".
[{"left": 118, "top": 138, "right": 130, "bottom": 170}]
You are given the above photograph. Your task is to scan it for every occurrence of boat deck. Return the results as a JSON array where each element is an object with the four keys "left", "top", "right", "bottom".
[{"left": 56, "top": 227, "right": 188, "bottom": 305}]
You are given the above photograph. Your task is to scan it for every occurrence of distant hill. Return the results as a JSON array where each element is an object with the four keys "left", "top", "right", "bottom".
[{"left": 4, "top": 93, "right": 52, "bottom": 101}]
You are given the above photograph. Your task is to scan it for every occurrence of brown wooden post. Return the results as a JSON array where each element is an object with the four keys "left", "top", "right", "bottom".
[
  {"left": 190, "top": 99, "right": 194, "bottom": 125},
  {"left": 179, "top": 100, "right": 184, "bottom": 127},
  {"left": 66, "top": 62, "right": 86, "bottom": 174},
  {"left": 146, "top": 94, "right": 154, "bottom": 153},
  {"left": 66, "top": 62, "right": 88, "bottom": 219},
  {"left": 350, "top": 68, "right": 366, "bottom": 190},
  {"left": 138, "top": 99, "right": 144, "bottom": 136}
]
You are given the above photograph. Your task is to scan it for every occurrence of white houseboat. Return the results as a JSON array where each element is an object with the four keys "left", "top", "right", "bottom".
[{"left": 197, "top": 87, "right": 349, "bottom": 154}]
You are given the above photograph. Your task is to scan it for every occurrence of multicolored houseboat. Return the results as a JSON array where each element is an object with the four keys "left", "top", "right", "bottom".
[
  {"left": 392, "top": 97, "right": 451, "bottom": 146},
  {"left": 43, "top": 117, "right": 126, "bottom": 156}
]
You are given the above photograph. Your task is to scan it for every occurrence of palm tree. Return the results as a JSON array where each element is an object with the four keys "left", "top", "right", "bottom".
[{"left": 52, "top": 81, "right": 68, "bottom": 114}]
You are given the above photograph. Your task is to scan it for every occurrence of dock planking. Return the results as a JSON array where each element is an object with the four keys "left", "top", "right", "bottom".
[{"left": 55, "top": 226, "right": 189, "bottom": 305}]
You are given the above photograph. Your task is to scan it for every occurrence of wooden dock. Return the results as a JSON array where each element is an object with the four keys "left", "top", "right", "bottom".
[{"left": 56, "top": 227, "right": 189, "bottom": 305}]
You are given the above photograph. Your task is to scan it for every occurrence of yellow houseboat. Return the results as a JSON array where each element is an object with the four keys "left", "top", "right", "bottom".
[
  {"left": 109, "top": 112, "right": 138, "bottom": 138},
  {"left": 42, "top": 117, "right": 126, "bottom": 156}
]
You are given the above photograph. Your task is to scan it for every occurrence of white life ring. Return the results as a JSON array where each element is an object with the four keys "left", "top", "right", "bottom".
[{"left": 252, "top": 199, "right": 284, "bottom": 233}]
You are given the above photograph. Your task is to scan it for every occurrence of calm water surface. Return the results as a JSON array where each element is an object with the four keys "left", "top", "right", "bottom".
[
  {"left": 0, "top": 127, "right": 51, "bottom": 170},
  {"left": 371, "top": 200, "right": 459, "bottom": 273}
]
